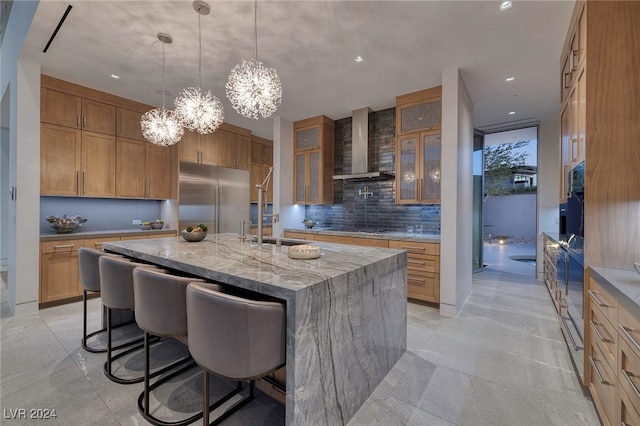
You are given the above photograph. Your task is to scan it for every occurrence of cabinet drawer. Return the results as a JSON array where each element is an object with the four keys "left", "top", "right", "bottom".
[
  {"left": 620, "top": 377, "right": 640, "bottom": 426},
  {"left": 41, "top": 239, "right": 85, "bottom": 254},
  {"left": 589, "top": 302, "right": 617, "bottom": 372},
  {"left": 588, "top": 276, "right": 618, "bottom": 328},
  {"left": 406, "top": 254, "right": 439, "bottom": 274},
  {"left": 589, "top": 340, "right": 616, "bottom": 426},
  {"left": 83, "top": 236, "right": 120, "bottom": 250},
  {"left": 283, "top": 232, "right": 314, "bottom": 241},
  {"left": 314, "top": 234, "right": 389, "bottom": 248},
  {"left": 620, "top": 335, "right": 640, "bottom": 416},
  {"left": 407, "top": 271, "right": 439, "bottom": 303},
  {"left": 389, "top": 240, "right": 439, "bottom": 256},
  {"left": 620, "top": 306, "right": 640, "bottom": 360}
]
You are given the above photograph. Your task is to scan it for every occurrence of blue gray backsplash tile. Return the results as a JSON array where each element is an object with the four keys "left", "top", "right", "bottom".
[{"left": 305, "top": 107, "right": 441, "bottom": 234}]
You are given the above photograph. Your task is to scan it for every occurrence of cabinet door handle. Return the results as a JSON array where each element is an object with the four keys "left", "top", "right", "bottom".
[
  {"left": 561, "top": 315, "right": 582, "bottom": 350},
  {"left": 82, "top": 171, "right": 86, "bottom": 195},
  {"left": 76, "top": 171, "right": 80, "bottom": 194},
  {"left": 588, "top": 290, "right": 607, "bottom": 307},
  {"left": 401, "top": 246, "right": 425, "bottom": 251},
  {"left": 589, "top": 320, "right": 613, "bottom": 344},
  {"left": 407, "top": 275, "right": 425, "bottom": 283},
  {"left": 77, "top": 115, "right": 81, "bottom": 126},
  {"left": 563, "top": 72, "right": 572, "bottom": 89},
  {"left": 408, "top": 260, "right": 426, "bottom": 265},
  {"left": 622, "top": 368, "right": 640, "bottom": 399},
  {"left": 588, "top": 356, "right": 610, "bottom": 385},
  {"left": 83, "top": 116, "right": 87, "bottom": 127},
  {"left": 570, "top": 50, "right": 578, "bottom": 71},
  {"left": 619, "top": 325, "right": 640, "bottom": 353}
]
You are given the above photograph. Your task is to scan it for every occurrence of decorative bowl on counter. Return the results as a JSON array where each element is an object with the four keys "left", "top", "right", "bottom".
[
  {"left": 288, "top": 244, "right": 321, "bottom": 259},
  {"left": 151, "top": 221, "right": 164, "bottom": 229},
  {"left": 302, "top": 219, "right": 316, "bottom": 229},
  {"left": 182, "top": 230, "right": 207, "bottom": 242},
  {"left": 46, "top": 215, "right": 87, "bottom": 234},
  {"left": 141, "top": 222, "right": 152, "bottom": 230}
]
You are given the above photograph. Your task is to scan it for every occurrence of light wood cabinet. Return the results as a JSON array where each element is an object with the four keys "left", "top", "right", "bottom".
[
  {"left": 39, "top": 231, "right": 176, "bottom": 307},
  {"left": 396, "top": 86, "right": 442, "bottom": 136},
  {"left": 313, "top": 234, "right": 389, "bottom": 248},
  {"left": 117, "top": 108, "right": 145, "bottom": 141},
  {"left": 293, "top": 116, "right": 334, "bottom": 205},
  {"left": 217, "top": 128, "right": 251, "bottom": 170},
  {"left": 40, "top": 239, "right": 84, "bottom": 305},
  {"left": 251, "top": 136, "right": 273, "bottom": 165},
  {"left": 283, "top": 231, "right": 314, "bottom": 241},
  {"left": 396, "top": 131, "right": 441, "bottom": 204},
  {"left": 40, "top": 124, "right": 116, "bottom": 197},
  {"left": 41, "top": 87, "right": 116, "bottom": 135},
  {"left": 395, "top": 87, "right": 442, "bottom": 205},
  {"left": 389, "top": 240, "right": 440, "bottom": 303},
  {"left": 543, "top": 235, "right": 560, "bottom": 312},
  {"left": 116, "top": 138, "right": 173, "bottom": 199},
  {"left": 178, "top": 131, "right": 219, "bottom": 165}
]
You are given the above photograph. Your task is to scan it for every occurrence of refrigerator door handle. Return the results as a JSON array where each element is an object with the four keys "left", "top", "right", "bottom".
[{"left": 216, "top": 185, "right": 221, "bottom": 234}]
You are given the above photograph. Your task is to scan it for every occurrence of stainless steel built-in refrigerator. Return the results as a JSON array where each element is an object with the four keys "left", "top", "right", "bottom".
[{"left": 178, "top": 162, "right": 250, "bottom": 234}]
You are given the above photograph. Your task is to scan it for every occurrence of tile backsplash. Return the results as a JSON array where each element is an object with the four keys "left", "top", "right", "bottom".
[{"left": 305, "top": 108, "right": 441, "bottom": 234}]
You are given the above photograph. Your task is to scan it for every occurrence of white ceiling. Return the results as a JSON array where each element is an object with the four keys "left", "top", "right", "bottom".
[{"left": 20, "top": 0, "right": 574, "bottom": 140}]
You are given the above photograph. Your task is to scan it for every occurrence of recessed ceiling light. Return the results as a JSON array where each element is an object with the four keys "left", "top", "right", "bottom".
[
  {"left": 500, "top": 1, "right": 512, "bottom": 12},
  {"left": 505, "top": 76, "right": 515, "bottom": 82},
  {"left": 110, "top": 74, "right": 120, "bottom": 79},
  {"left": 509, "top": 111, "right": 516, "bottom": 115},
  {"left": 511, "top": 94, "right": 519, "bottom": 98},
  {"left": 354, "top": 56, "right": 364, "bottom": 63}
]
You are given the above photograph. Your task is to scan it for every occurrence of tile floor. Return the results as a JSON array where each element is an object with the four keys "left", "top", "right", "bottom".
[{"left": 0, "top": 268, "right": 600, "bottom": 425}]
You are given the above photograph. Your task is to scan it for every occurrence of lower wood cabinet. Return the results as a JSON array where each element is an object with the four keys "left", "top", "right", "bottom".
[
  {"left": 389, "top": 240, "right": 440, "bottom": 303},
  {"left": 39, "top": 231, "right": 176, "bottom": 307},
  {"left": 282, "top": 231, "right": 440, "bottom": 303}
]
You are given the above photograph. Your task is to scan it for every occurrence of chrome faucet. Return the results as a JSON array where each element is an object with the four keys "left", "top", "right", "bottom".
[{"left": 256, "top": 167, "right": 279, "bottom": 245}]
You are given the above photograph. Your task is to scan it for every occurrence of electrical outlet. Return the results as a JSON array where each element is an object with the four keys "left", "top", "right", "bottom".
[{"left": 132, "top": 219, "right": 141, "bottom": 225}]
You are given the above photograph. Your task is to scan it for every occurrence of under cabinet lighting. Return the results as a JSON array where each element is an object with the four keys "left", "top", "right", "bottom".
[{"left": 500, "top": 1, "right": 512, "bottom": 12}]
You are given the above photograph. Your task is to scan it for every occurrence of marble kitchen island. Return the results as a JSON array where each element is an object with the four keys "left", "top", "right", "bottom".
[{"left": 103, "top": 233, "right": 407, "bottom": 425}]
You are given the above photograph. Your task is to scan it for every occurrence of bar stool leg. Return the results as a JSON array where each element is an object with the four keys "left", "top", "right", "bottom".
[
  {"left": 106, "top": 307, "right": 112, "bottom": 375},
  {"left": 203, "top": 371, "right": 209, "bottom": 426},
  {"left": 144, "top": 332, "right": 150, "bottom": 416},
  {"left": 82, "top": 290, "right": 88, "bottom": 349}
]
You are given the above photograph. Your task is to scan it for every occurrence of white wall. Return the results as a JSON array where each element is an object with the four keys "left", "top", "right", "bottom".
[
  {"left": 440, "top": 68, "right": 474, "bottom": 317},
  {"left": 2, "top": 1, "right": 41, "bottom": 315},
  {"left": 272, "top": 117, "right": 303, "bottom": 237},
  {"left": 1, "top": 127, "right": 9, "bottom": 268},
  {"left": 536, "top": 119, "right": 560, "bottom": 279}
]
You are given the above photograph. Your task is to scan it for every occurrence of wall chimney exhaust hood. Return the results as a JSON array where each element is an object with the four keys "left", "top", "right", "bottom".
[{"left": 332, "top": 107, "right": 395, "bottom": 181}]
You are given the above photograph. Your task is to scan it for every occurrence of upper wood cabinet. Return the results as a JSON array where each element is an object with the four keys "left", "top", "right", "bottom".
[
  {"left": 217, "top": 128, "right": 251, "bottom": 170},
  {"left": 41, "top": 87, "right": 116, "bottom": 135},
  {"left": 178, "top": 130, "right": 219, "bottom": 165},
  {"left": 252, "top": 135, "right": 273, "bottom": 165},
  {"left": 117, "top": 108, "right": 145, "bottom": 140},
  {"left": 396, "top": 86, "right": 442, "bottom": 136},
  {"left": 293, "top": 116, "right": 334, "bottom": 205},
  {"left": 116, "top": 137, "right": 173, "bottom": 199},
  {"left": 40, "top": 124, "right": 116, "bottom": 197},
  {"left": 396, "top": 131, "right": 441, "bottom": 204}
]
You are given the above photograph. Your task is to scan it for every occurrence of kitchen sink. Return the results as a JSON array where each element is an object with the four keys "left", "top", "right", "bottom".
[{"left": 252, "top": 237, "right": 307, "bottom": 247}]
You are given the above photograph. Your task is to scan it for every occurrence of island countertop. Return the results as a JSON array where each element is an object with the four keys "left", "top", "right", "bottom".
[{"left": 103, "top": 233, "right": 408, "bottom": 425}]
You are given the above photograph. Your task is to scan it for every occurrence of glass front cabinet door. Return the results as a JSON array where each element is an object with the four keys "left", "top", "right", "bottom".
[{"left": 396, "top": 131, "right": 441, "bottom": 204}]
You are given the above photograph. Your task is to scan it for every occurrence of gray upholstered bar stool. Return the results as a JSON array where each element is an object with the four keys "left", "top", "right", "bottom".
[
  {"left": 186, "top": 282, "right": 286, "bottom": 425},
  {"left": 78, "top": 247, "right": 130, "bottom": 353},
  {"left": 99, "top": 255, "right": 163, "bottom": 384},
  {"left": 133, "top": 267, "right": 222, "bottom": 426}
]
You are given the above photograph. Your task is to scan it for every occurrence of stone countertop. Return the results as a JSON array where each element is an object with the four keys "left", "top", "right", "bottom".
[
  {"left": 284, "top": 228, "right": 441, "bottom": 244},
  {"left": 103, "top": 233, "right": 405, "bottom": 298},
  {"left": 591, "top": 267, "right": 640, "bottom": 318},
  {"left": 40, "top": 228, "right": 177, "bottom": 241},
  {"left": 104, "top": 232, "right": 407, "bottom": 425}
]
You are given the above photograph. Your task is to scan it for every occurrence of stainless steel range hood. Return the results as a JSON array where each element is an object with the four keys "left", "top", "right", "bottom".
[{"left": 332, "top": 107, "right": 395, "bottom": 181}]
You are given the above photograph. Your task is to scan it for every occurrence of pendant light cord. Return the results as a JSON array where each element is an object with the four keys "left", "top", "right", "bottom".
[
  {"left": 161, "top": 40, "right": 166, "bottom": 109},
  {"left": 198, "top": 11, "right": 203, "bottom": 87},
  {"left": 253, "top": 0, "right": 258, "bottom": 61}
]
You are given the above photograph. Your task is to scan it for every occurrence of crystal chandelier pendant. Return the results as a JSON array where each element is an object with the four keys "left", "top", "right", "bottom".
[
  {"left": 226, "top": 0, "right": 282, "bottom": 119},
  {"left": 174, "top": 0, "right": 223, "bottom": 134},
  {"left": 174, "top": 86, "right": 224, "bottom": 134},
  {"left": 140, "top": 32, "right": 184, "bottom": 147},
  {"left": 226, "top": 58, "right": 282, "bottom": 119},
  {"left": 141, "top": 108, "right": 184, "bottom": 147}
]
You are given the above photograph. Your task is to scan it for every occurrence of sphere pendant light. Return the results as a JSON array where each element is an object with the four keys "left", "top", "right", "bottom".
[
  {"left": 140, "top": 33, "right": 184, "bottom": 147},
  {"left": 174, "top": 0, "right": 224, "bottom": 134}
]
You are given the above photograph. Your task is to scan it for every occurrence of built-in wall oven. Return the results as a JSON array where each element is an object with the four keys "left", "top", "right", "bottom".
[{"left": 557, "top": 240, "right": 585, "bottom": 380}]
